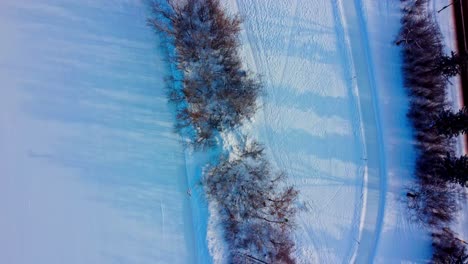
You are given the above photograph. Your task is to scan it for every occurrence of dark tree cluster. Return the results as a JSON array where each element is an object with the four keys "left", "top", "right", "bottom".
[
  {"left": 205, "top": 142, "right": 298, "bottom": 264},
  {"left": 432, "top": 228, "right": 468, "bottom": 264},
  {"left": 149, "top": 1, "right": 298, "bottom": 263},
  {"left": 439, "top": 154, "right": 468, "bottom": 187},
  {"left": 149, "top": 0, "right": 261, "bottom": 147},
  {"left": 399, "top": 0, "right": 455, "bottom": 224},
  {"left": 398, "top": 0, "right": 467, "bottom": 261},
  {"left": 435, "top": 51, "right": 468, "bottom": 79},
  {"left": 435, "top": 107, "right": 468, "bottom": 138}
]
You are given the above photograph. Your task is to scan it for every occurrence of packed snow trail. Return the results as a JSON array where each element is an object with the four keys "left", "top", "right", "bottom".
[
  {"left": 336, "top": 0, "right": 387, "bottom": 261},
  {"left": 225, "top": 0, "right": 433, "bottom": 262},
  {"left": 227, "top": 0, "right": 369, "bottom": 262},
  {"left": 361, "top": 0, "right": 434, "bottom": 262}
]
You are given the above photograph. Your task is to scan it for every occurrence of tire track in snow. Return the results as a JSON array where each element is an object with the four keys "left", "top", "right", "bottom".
[{"left": 335, "top": 0, "right": 388, "bottom": 262}]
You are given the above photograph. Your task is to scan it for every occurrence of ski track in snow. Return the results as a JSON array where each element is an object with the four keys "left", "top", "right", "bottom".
[
  {"left": 338, "top": 0, "right": 387, "bottom": 261},
  {"left": 227, "top": 0, "right": 389, "bottom": 262}
]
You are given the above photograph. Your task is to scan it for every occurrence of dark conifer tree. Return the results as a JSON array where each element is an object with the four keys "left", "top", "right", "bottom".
[
  {"left": 435, "top": 107, "right": 468, "bottom": 137},
  {"left": 439, "top": 154, "right": 468, "bottom": 187},
  {"left": 436, "top": 51, "right": 468, "bottom": 78}
]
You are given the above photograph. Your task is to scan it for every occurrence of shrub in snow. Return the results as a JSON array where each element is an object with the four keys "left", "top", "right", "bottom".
[
  {"left": 149, "top": 0, "right": 261, "bottom": 147},
  {"left": 205, "top": 142, "right": 298, "bottom": 264}
]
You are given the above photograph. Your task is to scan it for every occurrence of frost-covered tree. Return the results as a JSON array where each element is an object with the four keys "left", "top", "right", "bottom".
[
  {"left": 205, "top": 142, "right": 298, "bottom": 263},
  {"left": 149, "top": 0, "right": 261, "bottom": 147}
]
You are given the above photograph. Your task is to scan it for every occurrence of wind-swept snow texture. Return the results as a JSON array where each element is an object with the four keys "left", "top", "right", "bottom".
[
  {"left": 225, "top": 0, "right": 432, "bottom": 262},
  {"left": 0, "top": 1, "right": 202, "bottom": 263}
]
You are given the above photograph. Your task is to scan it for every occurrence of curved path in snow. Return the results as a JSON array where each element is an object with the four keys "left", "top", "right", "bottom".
[
  {"left": 227, "top": 0, "right": 387, "bottom": 262},
  {"left": 337, "top": 0, "right": 387, "bottom": 262}
]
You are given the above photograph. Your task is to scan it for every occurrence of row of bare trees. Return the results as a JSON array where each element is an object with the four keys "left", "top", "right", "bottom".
[
  {"left": 149, "top": 0, "right": 261, "bottom": 147},
  {"left": 398, "top": 0, "right": 467, "bottom": 262},
  {"left": 205, "top": 142, "right": 298, "bottom": 263},
  {"left": 149, "top": 1, "right": 298, "bottom": 263}
]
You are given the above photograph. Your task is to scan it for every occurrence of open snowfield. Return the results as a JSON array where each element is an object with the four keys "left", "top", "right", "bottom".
[
  {"left": 0, "top": 0, "right": 465, "bottom": 263},
  {"left": 0, "top": 1, "right": 200, "bottom": 263}
]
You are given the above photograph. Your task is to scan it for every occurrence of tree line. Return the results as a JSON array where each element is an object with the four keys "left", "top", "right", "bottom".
[
  {"left": 149, "top": 0, "right": 261, "bottom": 148},
  {"left": 205, "top": 141, "right": 297, "bottom": 263},
  {"left": 398, "top": 0, "right": 467, "bottom": 262},
  {"left": 149, "top": 0, "right": 298, "bottom": 263}
]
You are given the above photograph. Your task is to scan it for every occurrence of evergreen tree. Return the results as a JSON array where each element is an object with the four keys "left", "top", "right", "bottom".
[
  {"left": 435, "top": 107, "right": 468, "bottom": 137},
  {"left": 436, "top": 51, "right": 468, "bottom": 78},
  {"left": 440, "top": 154, "right": 468, "bottom": 187}
]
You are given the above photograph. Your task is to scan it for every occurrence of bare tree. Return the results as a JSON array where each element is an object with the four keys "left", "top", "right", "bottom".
[
  {"left": 149, "top": 0, "right": 261, "bottom": 147},
  {"left": 205, "top": 141, "right": 298, "bottom": 264}
]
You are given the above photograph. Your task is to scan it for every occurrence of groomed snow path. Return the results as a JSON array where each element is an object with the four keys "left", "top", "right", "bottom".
[{"left": 225, "top": 0, "right": 432, "bottom": 262}]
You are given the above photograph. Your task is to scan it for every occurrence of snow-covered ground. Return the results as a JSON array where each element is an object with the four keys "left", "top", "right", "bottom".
[
  {"left": 0, "top": 1, "right": 200, "bottom": 263},
  {"left": 225, "top": 0, "right": 433, "bottom": 262},
  {"left": 1, "top": 0, "right": 465, "bottom": 263}
]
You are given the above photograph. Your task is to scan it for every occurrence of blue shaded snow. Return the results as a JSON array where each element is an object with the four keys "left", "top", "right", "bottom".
[{"left": 0, "top": 1, "right": 202, "bottom": 263}]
